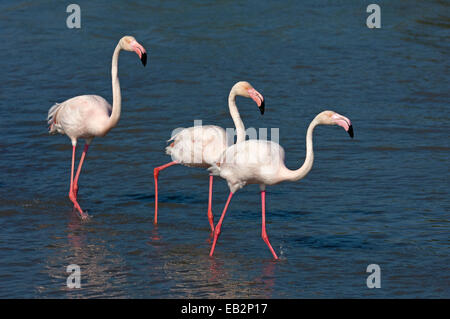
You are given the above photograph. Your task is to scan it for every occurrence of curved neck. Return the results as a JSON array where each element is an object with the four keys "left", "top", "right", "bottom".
[
  {"left": 107, "top": 43, "right": 122, "bottom": 131},
  {"left": 283, "top": 119, "right": 318, "bottom": 182},
  {"left": 228, "top": 90, "right": 246, "bottom": 144}
]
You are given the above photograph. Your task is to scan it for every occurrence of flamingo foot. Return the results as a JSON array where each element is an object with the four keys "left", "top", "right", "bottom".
[
  {"left": 69, "top": 191, "right": 89, "bottom": 220},
  {"left": 262, "top": 231, "right": 279, "bottom": 260},
  {"left": 209, "top": 225, "right": 221, "bottom": 256},
  {"left": 74, "top": 207, "right": 90, "bottom": 221},
  {"left": 261, "top": 190, "right": 278, "bottom": 260},
  {"left": 209, "top": 192, "right": 233, "bottom": 257},
  {"left": 153, "top": 167, "right": 160, "bottom": 225},
  {"left": 153, "top": 161, "right": 178, "bottom": 225}
]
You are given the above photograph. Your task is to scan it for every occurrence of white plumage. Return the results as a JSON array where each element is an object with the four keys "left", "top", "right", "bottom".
[
  {"left": 48, "top": 95, "right": 112, "bottom": 143},
  {"left": 166, "top": 125, "right": 228, "bottom": 168},
  {"left": 209, "top": 139, "right": 286, "bottom": 193},
  {"left": 47, "top": 36, "right": 147, "bottom": 219},
  {"left": 208, "top": 111, "right": 354, "bottom": 260},
  {"left": 153, "top": 81, "right": 265, "bottom": 231}
]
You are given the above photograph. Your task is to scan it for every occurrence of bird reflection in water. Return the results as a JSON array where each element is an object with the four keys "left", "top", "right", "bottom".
[{"left": 41, "top": 210, "right": 129, "bottom": 297}]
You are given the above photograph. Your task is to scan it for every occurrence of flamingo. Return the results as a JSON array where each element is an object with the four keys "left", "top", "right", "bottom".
[
  {"left": 153, "top": 81, "right": 265, "bottom": 232},
  {"left": 47, "top": 36, "right": 147, "bottom": 220},
  {"left": 208, "top": 110, "right": 354, "bottom": 259}
]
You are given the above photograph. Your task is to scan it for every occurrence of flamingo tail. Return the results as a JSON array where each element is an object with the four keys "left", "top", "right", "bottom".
[
  {"left": 47, "top": 103, "right": 62, "bottom": 134},
  {"left": 208, "top": 163, "right": 221, "bottom": 176}
]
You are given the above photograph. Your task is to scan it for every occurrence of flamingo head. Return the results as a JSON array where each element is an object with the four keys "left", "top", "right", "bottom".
[
  {"left": 319, "top": 111, "right": 354, "bottom": 138},
  {"left": 233, "top": 81, "right": 265, "bottom": 115},
  {"left": 120, "top": 36, "right": 147, "bottom": 66}
]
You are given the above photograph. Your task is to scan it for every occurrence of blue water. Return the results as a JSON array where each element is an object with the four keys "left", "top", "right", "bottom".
[{"left": 0, "top": 0, "right": 449, "bottom": 298}]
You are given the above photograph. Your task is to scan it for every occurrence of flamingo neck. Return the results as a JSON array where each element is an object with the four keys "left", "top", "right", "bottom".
[
  {"left": 107, "top": 43, "right": 122, "bottom": 132},
  {"left": 228, "top": 90, "right": 246, "bottom": 144},
  {"left": 283, "top": 119, "right": 318, "bottom": 182}
]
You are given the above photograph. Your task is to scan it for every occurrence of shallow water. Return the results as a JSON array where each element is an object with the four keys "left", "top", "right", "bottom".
[{"left": 0, "top": 0, "right": 449, "bottom": 298}]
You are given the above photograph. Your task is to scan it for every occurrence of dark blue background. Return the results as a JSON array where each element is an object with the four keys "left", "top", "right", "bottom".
[{"left": 0, "top": 0, "right": 448, "bottom": 297}]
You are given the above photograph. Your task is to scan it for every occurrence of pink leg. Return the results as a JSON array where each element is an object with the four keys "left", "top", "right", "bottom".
[
  {"left": 207, "top": 175, "right": 215, "bottom": 232},
  {"left": 209, "top": 192, "right": 233, "bottom": 257},
  {"left": 153, "top": 161, "right": 178, "bottom": 224},
  {"left": 73, "top": 144, "right": 89, "bottom": 199},
  {"left": 68, "top": 145, "right": 88, "bottom": 220},
  {"left": 261, "top": 190, "right": 278, "bottom": 260}
]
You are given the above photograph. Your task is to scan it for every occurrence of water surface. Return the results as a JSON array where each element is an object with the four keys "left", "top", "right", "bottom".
[{"left": 0, "top": 0, "right": 449, "bottom": 298}]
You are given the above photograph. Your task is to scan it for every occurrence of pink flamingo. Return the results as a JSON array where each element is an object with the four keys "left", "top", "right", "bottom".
[
  {"left": 153, "top": 81, "right": 265, "bottom": 232},
  {"left": 208, "top": 110, "right": 354, "bottom": 259},
  {"left": 47, "top": 36, "right": 147, "bottom": 219}
]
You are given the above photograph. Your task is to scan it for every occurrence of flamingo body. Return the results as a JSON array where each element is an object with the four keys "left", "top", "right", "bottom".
[
  {"left": 209, "top": 140, "right": 287, "bottom": 193},
  {"left": 208, "top": 110, "right": 354, "bottom": 259},
  {"left": 48, "top": 95, "right": 112, "bottom": 142},
  {"left": 47, "top": 36, "right": 147, "bottom": 219},
  {"left": 153, "top": 81, "right": 265, "bottom": 231},
  {"left": 166, "top": 125, "right": 228, "bottom": 168}
]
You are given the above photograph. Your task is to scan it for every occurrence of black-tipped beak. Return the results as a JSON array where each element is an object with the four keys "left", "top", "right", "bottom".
[
  {"left": 347, "top": 125, "right": 354, "bottom": 138},
  {"left": 259, "top": 100, "right": 265, "bottom": 115},
  {"left": 141, "top": 52, "right": 147, "bottom": 67}
]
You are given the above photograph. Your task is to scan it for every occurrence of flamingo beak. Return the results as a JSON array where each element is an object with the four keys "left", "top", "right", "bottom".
[
  {"left": 259, "top": 99, "right": 265, "bottom": 115},
  {"left": 140, "top": 52, "right": 147, "bottom": 66},
  {"left": 332, "top": 113, "right": 354, "bottom": 138},
  {"left": 248, "top": 89, "right": 265, "bottom": 115},
  {"left": 347, "top": 125, "right": 354, "bottom": 138},
  {"left": 132, "top": 41, "right": 147, "bottom": 66}
]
